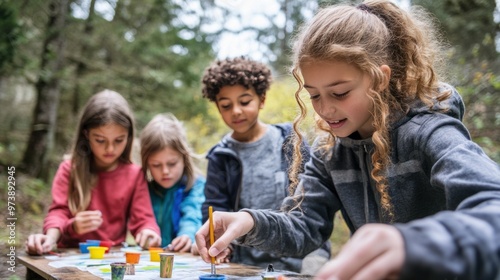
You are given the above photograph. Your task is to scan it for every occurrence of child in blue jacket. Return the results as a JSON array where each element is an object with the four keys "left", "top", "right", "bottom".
[{"left": 140, "top": 113, "right": 205, "bottom": 252}]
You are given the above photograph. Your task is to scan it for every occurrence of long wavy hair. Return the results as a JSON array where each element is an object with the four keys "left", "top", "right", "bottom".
[
  {"left": 68, "top": 90, "right": 134, "bottom": 214},
  {"left": 139, "top": 113, "right": 202, "bottom": 191},
  {"left": 289, "top": 0, "right": 449, "bottom": 218}
]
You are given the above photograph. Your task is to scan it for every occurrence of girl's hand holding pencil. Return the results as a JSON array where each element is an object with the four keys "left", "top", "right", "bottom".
[{"left": 195, "top": 211, "right": 255, "bottom": 264}]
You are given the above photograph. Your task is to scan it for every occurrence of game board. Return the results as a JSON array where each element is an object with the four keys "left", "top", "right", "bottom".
[{"left": 45, "top": 249, "right": 236, "bottom": 279}]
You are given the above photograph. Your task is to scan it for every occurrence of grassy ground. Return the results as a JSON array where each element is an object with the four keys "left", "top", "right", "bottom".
[
  {"left": 0, "top": 173, "right": 350, "bottom": 279},
  {"left": 0, "top": 173, "right": 48, "bottom": 279},
  {"left": 329, "top": 213, "right": 350, "bottom": 257}
]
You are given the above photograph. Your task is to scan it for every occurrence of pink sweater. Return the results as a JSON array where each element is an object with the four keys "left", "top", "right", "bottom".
[{"left": 43, "top": 160, "right": 160, "bottom": 248}]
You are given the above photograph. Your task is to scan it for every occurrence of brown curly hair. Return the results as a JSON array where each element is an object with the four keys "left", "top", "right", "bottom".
[{"left": 201, "top": 56, "right": 272, "bottom": 102}]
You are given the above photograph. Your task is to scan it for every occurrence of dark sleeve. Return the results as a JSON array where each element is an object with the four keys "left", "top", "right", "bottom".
[
  {"left": 397, "top": 116, "right": 500, "bottom": 280},
  {"left": 202, "top": 153, "right": 234, "bottom": 222}
]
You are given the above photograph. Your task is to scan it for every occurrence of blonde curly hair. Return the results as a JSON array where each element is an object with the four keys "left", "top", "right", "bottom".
[{"left": 289, "top": 0, "right": 450, "bottom": 218}]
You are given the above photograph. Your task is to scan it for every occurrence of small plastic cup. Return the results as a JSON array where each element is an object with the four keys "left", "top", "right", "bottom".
[
  {"left": 110, "top": 262, "right": 127, "bottom": 280},
  {"left": 125, "top": 263, "right": 135, "bottom": 275},
  {"left": 159, "top": 253, "right": 174, "bottom": 278},
  {"left": 79, "top": 242, "right": 90, "bottom": 254},
  {"left": 125, "top": 251, "right": 141, "bottom": 264},
  {"left": 88, "top": 246, "right": 107, "bottom": 259},
  {"left": 99, "top": 240, "right": 114, "bottom": 253},
  {"left": 149, "top": 247, "right": 163, "bottom": 262}
]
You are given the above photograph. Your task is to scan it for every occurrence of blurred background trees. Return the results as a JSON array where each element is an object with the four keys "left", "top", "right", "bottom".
[{"left": 0, "top": 0, "right": 498, "bottom": 183}]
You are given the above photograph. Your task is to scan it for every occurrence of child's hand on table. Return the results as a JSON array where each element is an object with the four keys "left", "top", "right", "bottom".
[
  {"left": 136, "top": 228, "right": 161, "bottom": 248},
  {"left": 25, "top": 228, "right": 60, "bottom": 256},
  {"left": 167, "top": 235, "right": 192, "bottom": 252}
]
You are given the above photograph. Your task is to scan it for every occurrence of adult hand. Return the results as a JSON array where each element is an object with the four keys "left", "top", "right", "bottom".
[
  {"left": 73, "top": 210, "right": 103, "bottom": 235},
  {"left": 167, "top": 235, "right": 192, "bottom": 252},
  {"left": 315, "top": 224, "right": 404, "bottom": 280},
  {"left": 136, "top": 228, "right": 161, "bottom": 249},
  {"left": 25, "top": 228, "right": 60, "bottom": 255},
  {"left": 195, "top": 211, "right": 254, "bottom": 263}
]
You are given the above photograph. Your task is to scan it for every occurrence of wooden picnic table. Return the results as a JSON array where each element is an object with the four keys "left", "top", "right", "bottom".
[{"left": 18, "top": 248, "right": 314, "bottom": 279}]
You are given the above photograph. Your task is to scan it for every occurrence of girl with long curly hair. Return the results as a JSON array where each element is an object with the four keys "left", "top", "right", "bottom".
[{"left": 195, "top": 1, "right": 500, "bottom": 279}]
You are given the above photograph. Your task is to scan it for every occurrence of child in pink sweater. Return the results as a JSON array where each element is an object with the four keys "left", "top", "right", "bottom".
[{"left": 25, "top": 90, "right": 161, "bottom": 255}]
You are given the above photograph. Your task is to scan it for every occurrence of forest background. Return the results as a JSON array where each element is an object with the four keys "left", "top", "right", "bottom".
[{"left": 0, "top": 0, "right": 499, "bottom": 279}]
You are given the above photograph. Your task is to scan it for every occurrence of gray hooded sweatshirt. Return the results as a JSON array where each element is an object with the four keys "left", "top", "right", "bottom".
[{"left": 239, "top": 84, "right": 500, "bottom": 279}]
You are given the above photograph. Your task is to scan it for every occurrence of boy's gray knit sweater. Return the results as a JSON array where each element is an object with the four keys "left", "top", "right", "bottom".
[{"left": 239, "top": 84, "right": 500, "bottom": 279}]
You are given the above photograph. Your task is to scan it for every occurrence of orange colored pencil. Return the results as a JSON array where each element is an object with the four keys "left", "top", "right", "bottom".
[{"left": 209, "top": 206, "right": 216, "bottom": 274}]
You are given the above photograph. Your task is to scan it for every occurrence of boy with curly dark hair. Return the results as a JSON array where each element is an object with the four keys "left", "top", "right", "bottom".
[{"left": 195, "top": 56, "right": 331, "bottom": 273}]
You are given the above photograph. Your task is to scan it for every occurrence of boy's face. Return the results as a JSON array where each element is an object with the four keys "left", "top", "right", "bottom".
[{"left": 215, "top": 85, "right": 265, "bottom": 141}]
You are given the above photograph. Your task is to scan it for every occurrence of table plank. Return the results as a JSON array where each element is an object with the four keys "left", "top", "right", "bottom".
[
  {"left": 18, "top": 249, "right": 313, "bottom": 280},
  {"left": 19, "top": 254, "right": 100, "bottom": 280}
]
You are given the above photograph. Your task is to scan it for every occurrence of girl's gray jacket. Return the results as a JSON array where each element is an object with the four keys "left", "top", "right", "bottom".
[
  {"left": 239, "top": 84, "right": 500, "bottom": 279},
  {"left": 202, "top": 123, "right": 330, "bottom": 272}
]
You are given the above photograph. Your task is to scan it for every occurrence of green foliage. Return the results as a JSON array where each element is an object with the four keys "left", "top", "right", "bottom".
[
  {"left": 0, "top": 1, "right": 22, "bottom": 74},
  {"left": 454, "top": 66, "right": 500, "bottom": 163},
  {"left": 413, "top": 0, "right": 500, "bottom": 163}
]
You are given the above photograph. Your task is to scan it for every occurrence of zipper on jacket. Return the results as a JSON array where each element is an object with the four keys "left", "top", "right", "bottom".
[{"left": 360, "top": 145, "right": 371, "bottom": 224}]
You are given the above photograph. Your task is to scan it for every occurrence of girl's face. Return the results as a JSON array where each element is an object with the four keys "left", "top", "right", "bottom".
[
  {"left": 87, "top": 123, "right": 128, "bottom": 171},
  {"left": 216, "top": 84, "right": 265, "bottom": 142},
  {"left": 147, "top": 147, "right": 185, "bottom": 189},
  {"left": 301, "top": 60, "right": 375, "bottom": 139}
]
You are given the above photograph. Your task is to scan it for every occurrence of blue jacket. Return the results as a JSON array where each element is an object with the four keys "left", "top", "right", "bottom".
[
  {"left": 241, "top": 84, "right": 500, "bottom": 279},
  {"left": 202, "top": 123, "right": 330, "bottom": 272}
]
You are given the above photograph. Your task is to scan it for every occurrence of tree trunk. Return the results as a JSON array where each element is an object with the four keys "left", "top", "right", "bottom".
[
  {"left": 72, "top": 0, "right": 96, "bottom": 115},
  {"left": 21, "top": 0, "right": 69, "bottom": 180}
]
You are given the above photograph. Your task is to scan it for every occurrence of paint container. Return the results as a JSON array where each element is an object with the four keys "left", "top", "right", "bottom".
[
  {"left": 110, "top": 262, "right": 127, "bottom": 280},
  {"left": 149, "top": 247, "right": 163, "bottom": 262},
  {"left": 99, "top": 240, "right": 114, "bottom": 253},
  {"left": 159, "top": 253, "right": 174, "bottom": 278},
  {"left": 88, "top": 246, "right": 107, "bottom": 259},
  {"left": 199, "top": 274, "right": 227, "bottom": 280},
  {"left": 125, "top": 263, "right": 135, "bottom": 275},
  {"left": 79, "top": 242, "right": 90, "bottom": 254},
  {"left": 125, "top": 251, "right": 141, "bottom": 264},
  {"left": 86, "top": 239, "right": 101, "bottom": 246}
]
